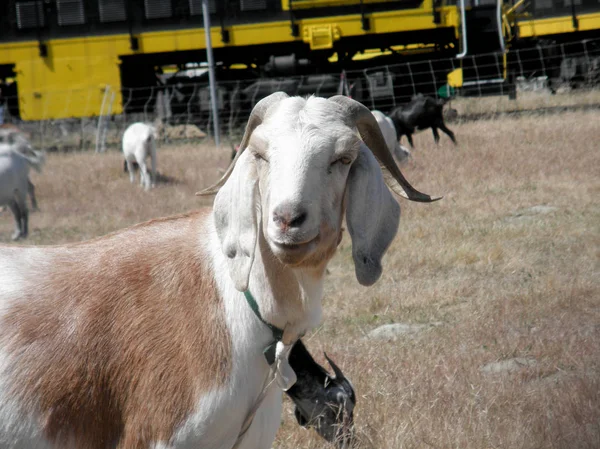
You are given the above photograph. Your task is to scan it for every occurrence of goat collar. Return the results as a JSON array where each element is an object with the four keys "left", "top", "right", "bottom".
[
  {"left": 244, "top": 290, "right": 285, "bottom": 365},
  {"left": 244, "top": 290, "right": 284, "bottom": 341},
  {"left": 233, "top": 290, "right": 299, "bottom": 449}
]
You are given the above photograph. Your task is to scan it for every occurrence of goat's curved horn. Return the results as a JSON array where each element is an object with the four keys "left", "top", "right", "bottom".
[
  {"left": 324, "top": 352, "right": 346, "bottom": 381},
  {"left": 328, "top": 95, "right": 441, "bottom": 203},
  {"left": 197, "top": 91, "right": 289, "bottom": 196}
]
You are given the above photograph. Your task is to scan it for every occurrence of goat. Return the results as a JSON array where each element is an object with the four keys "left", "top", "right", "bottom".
[
  {"left": 287, "top": 341, "right": 355, "bottom": 447},
  {"left": 0, "top": 93, "right": 437, "bottom": 448},
  {"left": 122, "top": 122, "right": 157, "bottom": 191},
  {"left": 371, "top": 110, "right": 411, "bottom": 163},
  {"left": 0, "top": 143, "right": 44, "bottom": 240},
  {"left": 0, "top": 127, "right": 43, "bottom": 211},
  {"left": 388, "top": 94, "right": 457, "bottom": 148}
]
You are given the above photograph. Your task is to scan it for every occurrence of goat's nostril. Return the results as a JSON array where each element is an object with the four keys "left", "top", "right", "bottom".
[
  {"left": 289, "top": 211, "right": 307, "bottom": 228},
  {"left": 272, "top": 205, "right": 308, "bottom": 229}
]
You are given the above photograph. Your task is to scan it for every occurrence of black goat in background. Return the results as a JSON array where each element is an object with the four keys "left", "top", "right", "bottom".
[{"left": 389, "top": 94, "right": 457, "bottom": 148}]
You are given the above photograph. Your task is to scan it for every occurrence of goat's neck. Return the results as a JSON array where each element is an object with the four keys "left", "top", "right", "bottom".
[{"left": 247, "top": 231, "right": 325, "bottom": 341}]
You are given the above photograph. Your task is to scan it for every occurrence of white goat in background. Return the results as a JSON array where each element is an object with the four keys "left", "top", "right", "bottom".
[
  {"left": 371, "top": 109, "right": 411, "bottom": 163},
  {"left": 122, "top": 122, "right": 157, "bottom": 191},
  {"left": 0, "top": 93, "right": 438, "bottom": 449}
]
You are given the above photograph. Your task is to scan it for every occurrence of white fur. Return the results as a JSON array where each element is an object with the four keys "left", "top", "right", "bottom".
[
  {"left": 122, "top": 122, "right": 157, "bottom": 191},
  {"left": 0, "top": 94, "right": 408, "bottom": 448},
  {"left": 371, "top": 110, "right": 411, "bottom": 163},
  {"left": 0, "top": 248, "right": 56, "bottom": 449}
]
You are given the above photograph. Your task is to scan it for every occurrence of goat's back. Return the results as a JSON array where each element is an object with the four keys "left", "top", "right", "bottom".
[
  {"left": 390, "top": 95, "right": 445, "bottom": 130},
  {"left": 122, "top": 122, "right": 156, "bottom": 159},
  {"left": 0, "top": 210, "right": 233, "bottom": 449}
]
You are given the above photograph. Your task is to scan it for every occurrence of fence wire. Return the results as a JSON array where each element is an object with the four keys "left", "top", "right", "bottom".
[{"left": 1, "top": 38, "right": 599, "bottom": 151}]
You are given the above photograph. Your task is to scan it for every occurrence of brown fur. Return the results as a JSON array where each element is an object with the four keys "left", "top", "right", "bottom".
[{"left": 0, "top": 210, "right": 231, "bottom": 449}]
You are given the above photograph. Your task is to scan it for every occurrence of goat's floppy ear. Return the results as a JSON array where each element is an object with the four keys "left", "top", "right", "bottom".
[
  {"left": 346, "top": 143, "right": 400, "bottom": 286},
  {"left": 213, "top": 150, "right": 259, "bottom": 291}
]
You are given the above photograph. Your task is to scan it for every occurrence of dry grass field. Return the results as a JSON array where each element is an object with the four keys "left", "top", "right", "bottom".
[
  {"left": 451, "top": 89, "right": 600, "bottom": 117},
  {"left": 1, "top": 110, "right": 599, "bottom": 448}
]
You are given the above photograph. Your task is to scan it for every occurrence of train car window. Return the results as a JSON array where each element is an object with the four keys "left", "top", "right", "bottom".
[
  {"left": 57, "top": 0, "right": 86, "bottom": 25},
  {"left": 535, "top": 0, "right": 553, "bottom": 9},
  {"left": 562, "top": 0, "right": 581, "bottom": 5},
  {"left": 16, "top": 1, "right": 45, "bottom": 29},
  {"left": 145, "top": 0, "right": 173, "bottom": 18},
  {"left": 98, "top": 0, "right": 127, "bottom": 22},
  {"left": 240, "top": 0, "right": 268, "bottom": 10},
  {"left": 189, "top": 0, "right": 217, "bottom": 15}
]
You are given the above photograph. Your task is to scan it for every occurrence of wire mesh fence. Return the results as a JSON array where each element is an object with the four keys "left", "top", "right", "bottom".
[{"left": 1, "top": 37, "right": 599, "bottom": 151}]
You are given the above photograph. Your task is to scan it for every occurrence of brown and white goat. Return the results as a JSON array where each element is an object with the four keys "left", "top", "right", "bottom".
[{"left": 0, "top": 93, "right": 438, "bottom": 449}]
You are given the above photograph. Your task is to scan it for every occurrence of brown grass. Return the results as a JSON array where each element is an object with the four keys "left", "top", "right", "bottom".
[
  {"left": 2, "top": 111, "right": 599, "bottom": 448},
  {"left": 451, "top": 89, "right": 600, "bottom": 117}
]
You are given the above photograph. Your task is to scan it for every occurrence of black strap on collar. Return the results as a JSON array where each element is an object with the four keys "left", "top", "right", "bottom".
[{"left": 244, "top": 290, "right": 284, "bottom": 365}]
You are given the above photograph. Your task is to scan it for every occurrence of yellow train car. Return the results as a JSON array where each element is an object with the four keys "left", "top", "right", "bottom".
[
  {"left": 0, "top": 0, "right": 462, "bottom": 120},
  {"left": 0, "top": 0, "right": 599, "bottom": 121}
]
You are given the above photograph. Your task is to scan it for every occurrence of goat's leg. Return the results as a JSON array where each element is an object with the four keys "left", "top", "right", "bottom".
[
  {"left": 439, "top": 123, "right": 457, "bottom": 145},
  {"left": 406, "top": 133, "right": 415, "bottom": 148},
  {"left": 7, "top": 200, "right": 23, "bottom": 241},
  {"left": 15, "top": 193, "right": 28, "bottom": 238},
  {"left": 138, "top": 161, "right": 151, "bottom": 191},
  {"left": 28, "top": 179, "right": 39, "bottom": 211},
  {"left": 125, "top": 160, "right": 135, "bottom": 184},
  {"left": 150, "top": 143, "right": 157, "bottom": 188},
  {"left": 20, "top": 203, "right": 29, "bottom": 238},
  {"left": 431, "top": 127, "right": 440, "bottom": 144}
]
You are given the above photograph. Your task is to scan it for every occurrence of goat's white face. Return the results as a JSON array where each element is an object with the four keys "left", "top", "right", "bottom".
[
  {"left": 249, "top": 98, "right": 360, "bottom": 267},
  {"left": 208, "top": 93, "right": 438, "bottom": 291}
]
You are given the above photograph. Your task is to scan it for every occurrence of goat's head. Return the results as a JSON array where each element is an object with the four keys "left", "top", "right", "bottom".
[
  {"left": 201, "top": 92, "right": 439, "bottom": 291},
  {"left": 291, "top": 353, "right": 356, "bottom": 448}
]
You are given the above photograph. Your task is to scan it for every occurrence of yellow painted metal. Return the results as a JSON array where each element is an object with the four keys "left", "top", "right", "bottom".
[
  {"left": 282, "top": 0, "right": 406, "bottom": 10},
  {"left": 0, "top": 3, "right": 459, "bottom": 120},
  {"left": 447, "top": 68, "right": 463, "bottom": 87},
  {"left": 517, "top": 11, "right": 600, "bottom": 38},
  {"left": 303, "top": 24, "right": 341, "bottom": 49}
]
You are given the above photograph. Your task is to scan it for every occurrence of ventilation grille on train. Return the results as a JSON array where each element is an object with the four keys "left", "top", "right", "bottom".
[
  {"left": 189, "top": 0, "right": 217, "bottom": 15},
  {"left": 145, "top": 0, "right": 173, "bottom": 19},
  {"left": 57, "top": 0, "right": 85, "bottom": 25},
  {"left": 98, "top": 0, "right": 127, "bottom": 22},
  {"left": 240, "top": 0, "right": 267, "bottom": 11},
  {"left": 16, "top": 1, "right": 45, "bottom": 29}
]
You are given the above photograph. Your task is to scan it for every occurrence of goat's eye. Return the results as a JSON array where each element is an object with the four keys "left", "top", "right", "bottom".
[
  {"left": 253, "top": 152, "right": 267, "bottom": 162},
  {"left": 331, "top": 155, "right": 353, "bottom": 167}
]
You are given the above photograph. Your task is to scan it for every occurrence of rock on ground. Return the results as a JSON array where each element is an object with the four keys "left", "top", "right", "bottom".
[{"left": 480, "top": 357, "right": 537, "bottom": 374}]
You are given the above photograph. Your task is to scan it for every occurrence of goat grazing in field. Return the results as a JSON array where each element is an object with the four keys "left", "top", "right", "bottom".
[
  {"left": 389, "top": 94, "right": 457, "bottom": 148},
  {"left": 371, "top": 110, "right": 411, "bottom": 163},
  {"left": 0, "top": 139, "right": 45, "bottom": 240},
  {"left": 122, "top": 122, "right": 157, "bottom": 191},
  {"left": 0, "top": 127, "right": 43, "bottom": 211},
  {"left": 0, "top": 93, "right": 437, "bottom": 449}
]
